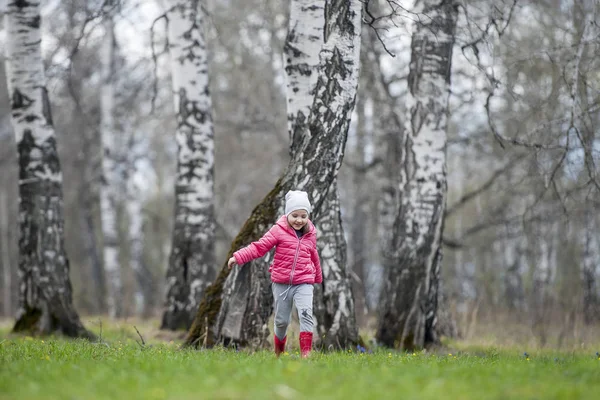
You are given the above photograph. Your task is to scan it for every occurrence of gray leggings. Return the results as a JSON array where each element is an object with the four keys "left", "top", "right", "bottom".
[{"left": 272, "top": 283, "right": 314, "bottom": 340}]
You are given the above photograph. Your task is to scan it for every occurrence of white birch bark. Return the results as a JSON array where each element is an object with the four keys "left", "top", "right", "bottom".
[
  {"left": 4, "top": 0, "right": 92, "bottom": 338},
  {"left": 284, "top": 0, "right": 324, "bottom": 156},
  {"left": 186, "top": 0, "right": 363, "bottom": 348},
  {"left": 99, "top": 7, "right": 122, "bottom": 319},
  {"left": 161, "top": 0, "right": 216, "bottom": 330},
  {"left": 376, "top": 0, "right": 458, "bottom": 350},
  {"left": 283, "top": 0, "right": 358, "bottom": 349}
]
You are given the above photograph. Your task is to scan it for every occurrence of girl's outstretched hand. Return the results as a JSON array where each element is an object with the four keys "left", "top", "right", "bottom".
[{"left": 227, "top": 257, "right": 237, "bottom": 269}]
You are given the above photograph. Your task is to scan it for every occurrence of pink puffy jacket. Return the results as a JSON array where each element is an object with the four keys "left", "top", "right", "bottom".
[{"left": 233, "top": 215, "right": 323, "bottom": 285}]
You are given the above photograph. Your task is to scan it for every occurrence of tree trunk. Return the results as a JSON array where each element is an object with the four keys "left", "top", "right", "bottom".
[
  {"left": 376, "top": 0, "right": 458, "bottom": 350},
  {"left": 284, "top": 0, "right": 323, "bottom": 156},
  {"left": 127, "top": 184, "right": 147, "bottom": 316},
  {"left": 582, "top": 210, "right": 600, "bottom": 324},
  {"left": 531, "top": 219, "right": 555, "bottom": 345},
  {"left": 100, "top": 7, "right": 123, "bottom": 319},
  {"left": 80, "top": 197, "right": 106, "bottom": 315},
  {"left": 286, "top": 0, "right": 358, "bottom": 349},
  {"left": 503, "top": 224, "right": 525, "bottom": 312},
  {"left": 348, "top": 93, "right": 368, "bottom": 323},
  {"left": 5, "top": 0, "right": 94, "bottom": 339},
  {"left": 367, "top": 23, "right": 403, "bottom": 313},
  {"left": 1, "top": 192, "right": 13, "bottom": 317},
  {"left": 576, "top": 7, "right": 600, "bottom": 325},
  {"left": 313, "top": 182, "right": 358, "bottom": 349},
  {"left": 161, "top": 0, "right": 216, "bottom": 330},
  {"left": 185, "top": 0, "right": 363, "bottom": 348}
]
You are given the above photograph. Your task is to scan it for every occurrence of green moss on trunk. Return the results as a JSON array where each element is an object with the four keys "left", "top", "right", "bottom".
[{"left": 183, "top": 178, "right": 286, "bottom": 348}]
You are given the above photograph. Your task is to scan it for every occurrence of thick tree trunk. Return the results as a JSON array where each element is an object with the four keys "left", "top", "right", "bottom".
[
  {"left": 185, "top": 0, "right": 362, "bottom": 348},
  {"left": 286, "top": 0, "right": 358, "bottom": 349},
  {"left": 100, "top": 7, "right": 123, "bottom": 319},
  {"left": 376, "top": 0, "right": 458, "bottom": 350},
  {"left": 284, "top": 0, "right": 324, "bottom": 157},
  {"left": 161, "top": 0, "right": 216, "bottom": 330},
  {"left": 5, "top": 0, "right": 94, "bottom": 339},
  {"left": 313, "top": 182, "right": 358, "bottom": 349}
]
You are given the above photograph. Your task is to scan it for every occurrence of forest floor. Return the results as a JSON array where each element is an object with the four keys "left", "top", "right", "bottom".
[{"left": 1, "top": 318, "right": 599, "bottom": 400}]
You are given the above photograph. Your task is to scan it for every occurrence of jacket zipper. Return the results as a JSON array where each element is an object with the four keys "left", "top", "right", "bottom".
[{"left": 289, "top": 234, "right": 304, "bottom": 285}]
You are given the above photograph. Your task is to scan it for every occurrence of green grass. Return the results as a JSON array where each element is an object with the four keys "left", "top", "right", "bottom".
[{"left": 1, "top": 322, "right": 600, "bottom": 400}]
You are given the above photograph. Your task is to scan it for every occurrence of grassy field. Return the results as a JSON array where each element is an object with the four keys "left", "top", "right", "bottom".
[{"left": 1, "top": 319, "right": 599, "bottom": 400}]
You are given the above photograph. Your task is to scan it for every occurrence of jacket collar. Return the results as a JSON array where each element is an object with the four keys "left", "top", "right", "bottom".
[{"left": 276, "top": 214, "right": 315, "bottom": 237}]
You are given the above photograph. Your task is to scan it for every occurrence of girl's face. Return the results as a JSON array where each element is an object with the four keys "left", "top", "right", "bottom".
[{"left": 287, "top": 210, "right": 309, "bottom": 231}]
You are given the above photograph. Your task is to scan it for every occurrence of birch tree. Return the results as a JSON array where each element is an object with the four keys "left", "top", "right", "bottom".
[
  {"left": 575, "top": 4, "right": 600, "bottom": 325},
  {"left": 127, "top": 179, "right": 147, "bottom": 316},
  {"left": 376, "top": 0, "right": 458, "bottom": 350},
  {"left": 1, "top": 191, "right": 13, "bottom": 317},
  {"left": 161, "top": 0, "right": 216, "bottom": 330},
  {"left": 185, "top": 0, "right": 362, "bottom": 349},
  {"left": 283, "top": 0, "right": 358, "bottom": 349},
  {"left": 4, "top": 0, "right": 93, "bottom": 338},
  {"left": 100, "top": 1, "right": 123, "bottom": 319}
]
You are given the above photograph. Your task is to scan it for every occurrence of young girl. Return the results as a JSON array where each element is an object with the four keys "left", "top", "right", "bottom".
[{"left": 227, "top": 190, "right": 322, "bottom": 358}]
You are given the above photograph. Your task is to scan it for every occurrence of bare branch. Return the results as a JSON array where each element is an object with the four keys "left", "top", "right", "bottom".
[
  {"left": 446, "top": 152, "right": 528, "bottom": 217},
  {"left": 66, "top": 0, "right": 121, "bottom": 118},
  {"left": 133, "top": 325, "right": 146, "bottom": 348},
  {"left": 361, "top": 0, "right": 396, "bottom": 57},
  {"left": 459, "top": 0, "right": 518, "bottom": 54}
]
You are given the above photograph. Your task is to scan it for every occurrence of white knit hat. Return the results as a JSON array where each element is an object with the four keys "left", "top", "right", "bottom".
[{"left": 285, "top": 190, "right": 312, "bottom": 215}]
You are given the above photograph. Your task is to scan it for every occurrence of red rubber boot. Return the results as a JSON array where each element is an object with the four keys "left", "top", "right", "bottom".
[
  {"left": 299, "top": 332, "right": 313, "bottom": 358},
  {"left": 274, "top": 335, "right": 286, "bottom": 357}
]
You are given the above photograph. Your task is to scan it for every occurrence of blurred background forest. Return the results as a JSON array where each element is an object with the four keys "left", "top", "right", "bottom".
[{"left": 0, "top": 0, "right": 599, "bottom": 347}]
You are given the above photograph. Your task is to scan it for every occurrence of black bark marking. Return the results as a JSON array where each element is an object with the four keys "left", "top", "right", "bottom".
[
  {"left": 162, "top": 5, "right": 215, "bottom": 331},
  {"left": 41, "top": 87, "right": 54, "bottom": 126},
  {"left": 184, "top": 0, "right": 361, "bottom": 350},
  {"left": 14, "top": 0, "right": 33, "bottom": 10},
  {"left": 11, "top": 89, "right": 33, "bottom": 111},
  {"left": 376, "top": 0, "right": 458, "bottom": 350}
]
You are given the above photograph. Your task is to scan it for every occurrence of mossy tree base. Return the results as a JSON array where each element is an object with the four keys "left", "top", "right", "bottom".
[
  {"left": 13, "top": 302, "right": 96, "bottom": 340},
  {"left": 184, "top": 182, "right": 284, "bottom": 348},
  {"left": 184, "top": 0, "right": 363, "bottom": 350}
]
